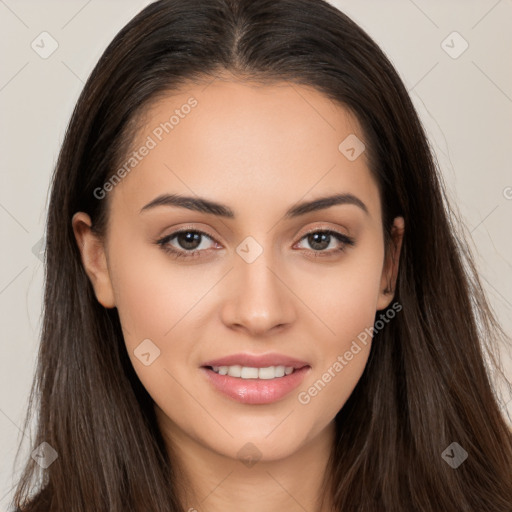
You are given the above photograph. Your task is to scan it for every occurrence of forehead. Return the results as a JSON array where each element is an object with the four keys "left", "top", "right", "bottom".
[{"left": 109, "top": 79, "right": 381, "bottom": 222}]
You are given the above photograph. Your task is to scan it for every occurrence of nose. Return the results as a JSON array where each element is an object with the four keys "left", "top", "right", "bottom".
[{"left": 219, "top": 245, "right": 297, "bottom": 337}]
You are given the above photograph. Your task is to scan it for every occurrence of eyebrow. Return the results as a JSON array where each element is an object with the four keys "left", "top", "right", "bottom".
[{"left": 139, "top": 192, "right": 369, "bottom": 218}]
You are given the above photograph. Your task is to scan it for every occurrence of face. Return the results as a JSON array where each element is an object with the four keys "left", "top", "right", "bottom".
[{"left": 73, "top": 77, "right": 404, "bottom": 464}]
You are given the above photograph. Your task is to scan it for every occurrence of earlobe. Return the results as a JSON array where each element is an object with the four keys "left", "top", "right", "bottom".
[
  {"left": 71, "top": 212, "right": 116, "bottom": 308},
  {"left": 376, "top": 216, "right": 405, "bottom": 311}
]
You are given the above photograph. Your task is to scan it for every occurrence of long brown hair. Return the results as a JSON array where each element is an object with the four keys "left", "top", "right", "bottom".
[{"left": 12, "top": 0, "right": 512, "bottom": 510}]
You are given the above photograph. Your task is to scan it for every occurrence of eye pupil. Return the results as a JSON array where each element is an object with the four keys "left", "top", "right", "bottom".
[
  {"left": 178, "top": 231, "right": 201, "bottom": 250},
  {"left": 308, "top": 232, "right": 330, "bottom": 251}
]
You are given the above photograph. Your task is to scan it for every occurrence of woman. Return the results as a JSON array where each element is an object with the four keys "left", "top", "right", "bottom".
[{"left": 11, "top": 0, "right": 512, "bottom": 510}]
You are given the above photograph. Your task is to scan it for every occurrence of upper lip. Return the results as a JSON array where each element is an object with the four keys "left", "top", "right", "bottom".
[{"left": 201, "top": 353, "right": 310, "bottom": 369}]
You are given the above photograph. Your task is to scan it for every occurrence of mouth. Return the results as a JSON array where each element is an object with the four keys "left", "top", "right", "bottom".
[{"left": 200, "top": 353, "right": 311, "bottom": 404}]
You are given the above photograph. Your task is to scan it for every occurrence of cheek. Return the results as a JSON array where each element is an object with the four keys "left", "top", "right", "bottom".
[
  {"left": 108, "top": 237, "right": 210, "bottom": 347},
  {"left": 298, "top": 241, "right": 384, "bottom": 345},
  {"left": 108, "top": 245, "right": 208, "bottom": 419},
  {"left": 294, "top": 243, "right": 384, "bottom": 421}
]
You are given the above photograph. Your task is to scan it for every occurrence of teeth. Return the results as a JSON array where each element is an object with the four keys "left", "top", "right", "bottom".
[{"left": 211, "top": 365, "right": 295, "bottom": 379}]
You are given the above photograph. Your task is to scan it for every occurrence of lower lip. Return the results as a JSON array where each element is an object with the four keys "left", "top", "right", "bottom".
[{"left": 200, "top": 366, "right": 311, "bottom": 405}]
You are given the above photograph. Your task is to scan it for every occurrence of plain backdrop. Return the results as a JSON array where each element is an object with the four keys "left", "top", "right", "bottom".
[{"left": 1, "top": 0, "right": 511, "bottom": 509}]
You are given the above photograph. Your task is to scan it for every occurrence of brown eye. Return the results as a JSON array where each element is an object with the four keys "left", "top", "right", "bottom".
[
  {"left": 174, "top": 231, "right": 203, "bottom": 250},
  {"left": 156, "top": 229, "right": 218, "bottom": 259},
  {"left": 295, "top": 229, "right": 355, "bottom": 256}
]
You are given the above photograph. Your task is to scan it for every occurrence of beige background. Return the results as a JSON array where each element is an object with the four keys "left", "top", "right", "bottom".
[{"left": 1, "top": 0, "right": 511, "bottom": 509}]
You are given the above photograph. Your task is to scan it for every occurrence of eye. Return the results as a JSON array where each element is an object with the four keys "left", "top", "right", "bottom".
[
  {"left": 294, "top": 229, "right": 355, "bottom": 258},
  {"left": 156, "top": 229, "right": 219, "bottom": 259},
  {"left": 156, "top": 227, "right": 355, "bottom": 260}
]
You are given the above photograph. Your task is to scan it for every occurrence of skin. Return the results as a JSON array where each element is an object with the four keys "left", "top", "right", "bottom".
[{"left": 72, "top": 75, "right": 404, "bottom": 512}]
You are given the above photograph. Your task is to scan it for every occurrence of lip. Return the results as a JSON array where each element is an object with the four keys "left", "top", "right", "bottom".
[
  {"left": 201, "top": 352, "right": 310, "bottom": 369},
  {"left": 200, "top": 366, "right": 311, "bottom": 405},
  {"left": 200, "top": 352, "right": 311, "bottom": 405}
]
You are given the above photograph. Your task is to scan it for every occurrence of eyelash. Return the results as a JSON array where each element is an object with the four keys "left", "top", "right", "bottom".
[{"left": 156, "top": 227, "right": 355, "bottom": 260}]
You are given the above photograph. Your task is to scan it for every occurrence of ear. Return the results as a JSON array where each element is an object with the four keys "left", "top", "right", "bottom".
[
  {"left": 376, "top": 216, "right": 404, "bottom": 311},
  {"left": 71, "top": 212, "right": 116, "bottom": 308}
]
